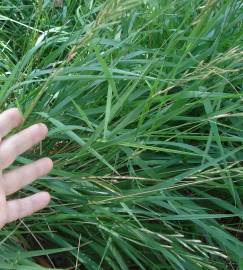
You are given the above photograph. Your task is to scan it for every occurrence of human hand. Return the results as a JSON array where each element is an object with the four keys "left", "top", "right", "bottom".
[{"left": 0, "top": 108, "right": 53, "bottom": 229}]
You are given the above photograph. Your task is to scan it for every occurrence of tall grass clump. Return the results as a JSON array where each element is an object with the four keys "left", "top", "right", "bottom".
[{"left": 0, "top": 0, "right": 243, "bottom": 269}]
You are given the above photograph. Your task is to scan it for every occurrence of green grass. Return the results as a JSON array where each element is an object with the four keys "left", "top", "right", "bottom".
[{"left": 0, "top": 0, "right": 243, "bottom": 269}]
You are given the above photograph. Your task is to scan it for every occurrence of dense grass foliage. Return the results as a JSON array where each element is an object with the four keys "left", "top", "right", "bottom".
[{"left": 0, "top": 0, "right": 243, "bottom": 269}]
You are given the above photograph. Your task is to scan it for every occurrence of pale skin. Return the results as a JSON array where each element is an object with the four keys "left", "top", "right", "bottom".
[{"left": 0, "top": 108, "right": 53, "bottom": 229}]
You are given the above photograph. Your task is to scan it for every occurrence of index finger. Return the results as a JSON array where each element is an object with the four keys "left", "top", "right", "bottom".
[{"left": 0, "top": 108, "right": 23, "bottom": 140}]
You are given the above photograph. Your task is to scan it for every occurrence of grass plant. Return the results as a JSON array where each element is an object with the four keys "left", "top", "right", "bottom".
[{"left": 0, "top": 0, "right": 243, "bottom": 269}]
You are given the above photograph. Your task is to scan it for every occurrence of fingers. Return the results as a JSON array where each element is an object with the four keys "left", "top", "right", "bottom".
[
  {"left": 0, "top": 108, "right": 23, "bottom": 140},
  {"left": 1, "top": 158, "right": 53, "bottom": 196},
  {"left": 5, "top": 192, "right": 50, "bottom": 224},
  {"left": 0, "top": 123, "right": 48, "bottom": 169}
]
